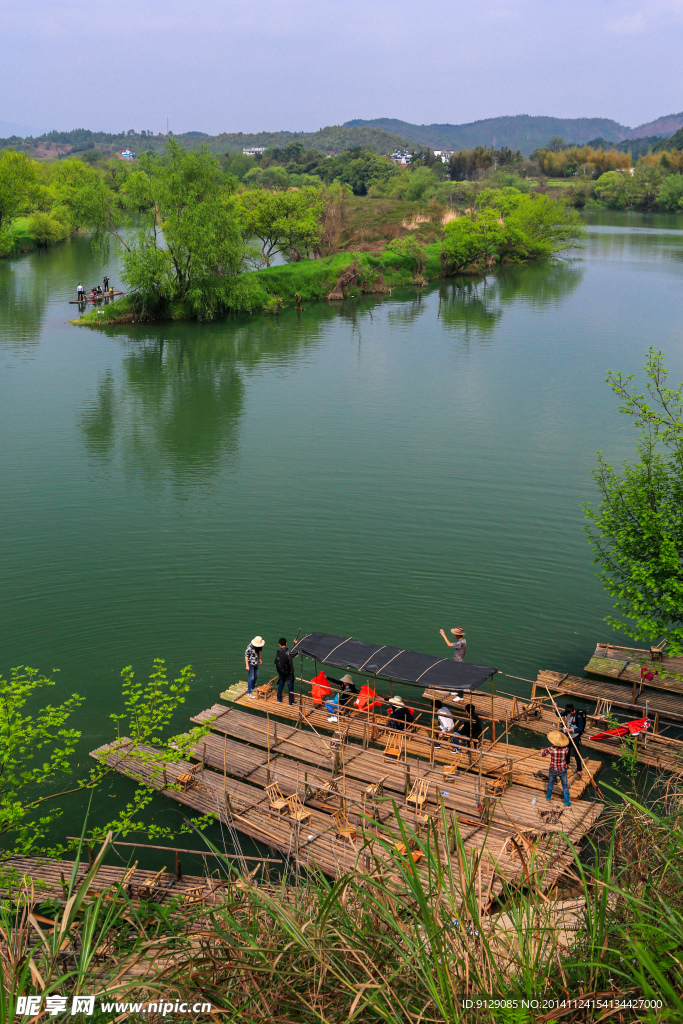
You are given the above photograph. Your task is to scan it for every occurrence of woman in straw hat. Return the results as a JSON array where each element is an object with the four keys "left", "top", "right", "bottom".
[
  {"left": 541, "top": 730, "right": 571, "bottom": 806},
  {"left": 245, "top": 635, "right": 265, "bottom": 698},
  {"left": 440, "top": 626, "right": 467, "bottom": 662},
  {"left": 387, "top": 695, "right": 415, "bottom": 732}
]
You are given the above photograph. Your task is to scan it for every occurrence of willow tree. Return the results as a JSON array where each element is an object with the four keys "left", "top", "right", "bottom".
[
  {"left": 72, "top": 140, "right": 245, "bottom": 319},
  {"left": 585, "top": 348, "right": 683, "bottom": 650}
]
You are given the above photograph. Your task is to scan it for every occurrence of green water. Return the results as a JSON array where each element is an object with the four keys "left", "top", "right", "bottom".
[{"left": 1, "top": 211, "right": 683, "bottom": 841}]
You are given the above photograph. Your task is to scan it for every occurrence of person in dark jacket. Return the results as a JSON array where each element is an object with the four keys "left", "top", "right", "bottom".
[
  {"left": 456, "top": 703, "right": 482, "bottom": 748},
  {"left": 274, "top": 637, "right": 295, "bottom": 705},
  {"left": 337, "top": 673, "right": 358, "bottom": 715},
  {"left": 387, "top": 695, "right": 415, "bottom": 731},
  {"left": 561, "top": 703, "right": 585, "bottom": 777}
]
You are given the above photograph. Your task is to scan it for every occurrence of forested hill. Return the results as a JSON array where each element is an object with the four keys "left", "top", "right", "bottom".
[
  {"left": 0, "top": 124, "right": 412, "bottom": 158},
  {"left": 344, "top": 114, "right": 683, "bottom": 155}
]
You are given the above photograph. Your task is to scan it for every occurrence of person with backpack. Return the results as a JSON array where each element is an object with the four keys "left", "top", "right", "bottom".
[
  {"left": 561, "top": 703, "right": 586, "bottom": 778},
  {"left": 274, "top": 637, "right": 296, "bottom": 706}
]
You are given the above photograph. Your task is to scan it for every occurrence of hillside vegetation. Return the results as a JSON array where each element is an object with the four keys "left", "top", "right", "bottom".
[{"left": 345, "top": 113, "right": 683, "bottom": 156}]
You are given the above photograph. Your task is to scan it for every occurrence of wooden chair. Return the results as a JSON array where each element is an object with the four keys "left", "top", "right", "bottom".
[
  {"left": 286, "top": 793, "right": 311, "bottom": 824},
  {"left": 650, "top": 638, "right": 667, "bottom": 661},
  {"left": 266, "top": 782, "right": 289, "bottom": 815},
  {"left": 485, "top": 769, "right": 512, "bottom": 799},
  {"left": 587, "top": 698, "right": 613, "bottom": 730},
  {"left": 383, "top": 731, "right": 405, "bottom": 762},
  {"left": 256, "top": 681, "right": 273, "bottom": 700},
  {"left": 394, "top": 841, "right": 424, "bottom": 863},
  {"left": 138, "top": 866, "right": 167, "bottom": 899},
  {"left": 364, "top": 775, "right": 388, "bottom": 801},
  {"left": 176, "top": 762, "right": 201, "bottom": 793},
  {"left": 333, "top": 808, "right": 359, "bottom": 842},
  {"left": 406, "top": 778, "right": 430, "bottom": 812},
  {"left": 443, "top": 751, "right": 462, "bottom": 780}
]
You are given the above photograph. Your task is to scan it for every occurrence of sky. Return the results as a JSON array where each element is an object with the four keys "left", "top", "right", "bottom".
[{"left": 1, "top": 0, "right": 683, "bottom": 136}]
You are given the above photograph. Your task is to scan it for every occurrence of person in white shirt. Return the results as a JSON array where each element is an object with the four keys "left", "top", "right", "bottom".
[{"left": 434, "top": 699, "right": 456, "bottom": 748}]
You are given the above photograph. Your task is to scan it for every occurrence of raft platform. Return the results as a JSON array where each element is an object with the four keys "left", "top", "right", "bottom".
[
  {"left": 586, "top": 643, "right": 683, "bottom": 697},
  {"left": 92, "top": 733, "right": 603, "bottom": 896},
  {"left": 222, "top": 688, "right": 601, "bottom": 799}
]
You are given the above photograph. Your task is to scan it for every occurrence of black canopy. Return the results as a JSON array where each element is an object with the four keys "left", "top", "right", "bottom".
[{"left": 290, "top": 632, "right": 496, "bottom": 692}]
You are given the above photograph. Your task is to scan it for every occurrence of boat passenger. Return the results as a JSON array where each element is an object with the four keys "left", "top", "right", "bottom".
[
  {"left": 245, "top": 635, "right": 265, "bottom": 698},
  {"left": 386, "top": 695, "right": 415, "bottom": 731},
  {"left": 354, "top": 683, "right": 381, "bottom": 713},
  {"left": 560, "top": 703, "right": 585, "bottom": 778},
  {"left": 440, "top": 626, "right": 467, "bottom": 661},
  {"left": 434, "top": 699, "right": 455, "bottom": 748},
  {"left": 325, "top": 692, "right": 340, "bottom": 723},
  {"left": 103, "top": 275, "right": 109, "bottom": 292},
  {"left": 77, "top": 283, "right": 84, "bottom": 300},
  {"left": 455, "top": 703, "right": 482, "bottom": 748},
  {"left": 311, "top": 670, "right": 332, "bottom": 706},
  {"left": 541, "top": 730, "right": 571, "bottom": 806}
]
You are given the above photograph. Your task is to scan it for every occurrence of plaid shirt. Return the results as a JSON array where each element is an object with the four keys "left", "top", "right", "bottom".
[{"left": 542, "top": 745, "right": 568, "bottom": 772}]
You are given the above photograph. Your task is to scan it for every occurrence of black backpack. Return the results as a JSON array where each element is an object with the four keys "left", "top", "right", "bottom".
[
  {"left": 574, "top": 710, "right": 586, "bottom": 735},
  {"left": 275, "top": 648, "right": 292, "bottom": 677}
]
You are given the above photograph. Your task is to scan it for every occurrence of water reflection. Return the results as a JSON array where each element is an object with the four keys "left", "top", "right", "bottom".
[
  {"left": 79, "top": 310, "right": 335, "bottom": 484},
  {"left": 437, "top": 259, "right": 584, "bottom": 337}
]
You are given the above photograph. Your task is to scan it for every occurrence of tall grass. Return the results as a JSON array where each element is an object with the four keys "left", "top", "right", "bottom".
[{"left": 2, "top": 789, "right": 683, "bottom": 1022}]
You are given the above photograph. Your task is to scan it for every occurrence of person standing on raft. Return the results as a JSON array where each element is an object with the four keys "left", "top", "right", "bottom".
[
  {"left": 245, "top": 635, "right": 265, "bottom": 698},
  {"left": 541, "top": 730, "right": 572, "bottom": 806},
  {"left": 440, "top": 626, "right": 466, "bottom": 661}
]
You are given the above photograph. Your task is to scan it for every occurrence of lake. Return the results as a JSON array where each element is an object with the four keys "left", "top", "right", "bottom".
[{"left": 1, "top": 210, "right": 683, "bottom": 840}]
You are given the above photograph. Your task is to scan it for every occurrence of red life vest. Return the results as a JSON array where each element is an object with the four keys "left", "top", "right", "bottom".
[
  {"left": 354, "top": 684, "right": 382, "bottom": 712},
  {"left": 311, "top": 670, "right": 331, "bottom": 705}
]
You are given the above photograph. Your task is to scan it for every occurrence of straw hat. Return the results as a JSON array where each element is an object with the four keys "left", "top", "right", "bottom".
[
  {"left": 251, "top": 636, "right": 265, "bottom": 648},
  {"left": 450, "top": 627, "right": 465, "bottom": 636},
  {"left": 388, "top": 696, "right": 404, "bottom": 706},
  {"left": 547, "top": 730, "right": 569, "bottom": 748},
  {"left": 340, "top": 673, "right": 354, "bottom": 684}
]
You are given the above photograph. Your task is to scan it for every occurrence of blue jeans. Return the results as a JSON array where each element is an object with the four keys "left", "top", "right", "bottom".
[
  {"left": 277, "top": 673, "right": 295, "bottom": 704},
  {"left": 325, "top": 698, "right": 339, "bottom": 716},
  {"left": 547, "top": 768, "right": 570, "bottom": 800},
  {"left": 247, "top": 664, "right": 259, "bottom": 693}
]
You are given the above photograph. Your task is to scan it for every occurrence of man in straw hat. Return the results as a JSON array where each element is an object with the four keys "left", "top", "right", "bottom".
[
  {"left": 245, "top": 635, "right": 265, "bottom": 699},
  {"left": 541, "top": 730, "right": 572, "bottom": 806},
  {"left": 440, "top": 626, "right": 467, "bottom": 662}
]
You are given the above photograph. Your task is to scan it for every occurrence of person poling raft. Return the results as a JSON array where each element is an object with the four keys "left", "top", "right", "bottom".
[{"left": 541, "top": 730, "right": 572, "bottom": 806}]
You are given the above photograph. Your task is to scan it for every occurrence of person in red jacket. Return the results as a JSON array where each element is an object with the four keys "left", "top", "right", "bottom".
[
  {"left": 354, "top": 683, "right": 381, "bottom": 713},
  {"left": 311, "top": 670, "right": 331, "bottom": 706}
]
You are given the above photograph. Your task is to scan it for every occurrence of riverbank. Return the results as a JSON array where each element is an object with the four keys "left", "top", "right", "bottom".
[{"left": 72, "top": 245, "right": 445, "bottom": 325}]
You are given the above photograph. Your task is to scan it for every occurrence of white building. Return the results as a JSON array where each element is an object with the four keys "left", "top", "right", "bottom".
[
  {"left": 242, "top": 147, "right": 265, "bottom": 157},
  {"left": 433, "top": 150, "right": 454, "bottom": 162}
]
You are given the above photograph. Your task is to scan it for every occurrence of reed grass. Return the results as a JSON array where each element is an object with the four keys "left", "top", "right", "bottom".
[{"left": 2, "top": 786, "right": 683, "bottom": 1022}]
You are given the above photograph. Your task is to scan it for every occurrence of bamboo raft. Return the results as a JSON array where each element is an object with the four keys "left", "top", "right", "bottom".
[
  {"left": 0, "top": 855, "right": 229, "bottom": 906},
  {"left": 586, "top": 643, "right": 683, "bottom": 696},
  {"left": 186, "top": 709, "right": 602, "bottom": 837},
  {"left": 91, "top": 737, "right": 602, "bottom": 896},
  {"left": 537, "top": 669, "right": 683, "bottom": 727},
  {"left": 223, "top": 690, "right": 601, "bottom": 799}
]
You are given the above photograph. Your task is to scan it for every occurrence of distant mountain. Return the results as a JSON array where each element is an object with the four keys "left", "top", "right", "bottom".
[{"left": 344, "top": 114, "right": 683, "bottom": 155}]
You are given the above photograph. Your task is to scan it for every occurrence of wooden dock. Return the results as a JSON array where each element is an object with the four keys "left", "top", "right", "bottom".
[
  {"left": 586, "top": 644, "right": 683, "bottom": 697},
  {"left": 223, "top": 689, "right": 601, "bottom": 799}
]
